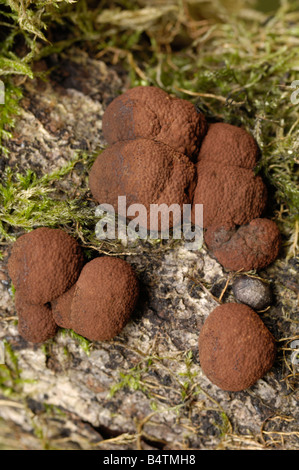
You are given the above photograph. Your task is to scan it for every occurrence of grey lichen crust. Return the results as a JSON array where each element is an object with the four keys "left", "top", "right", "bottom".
[{"left": 0, "top": 49, "right": 298, "bottom": 450}]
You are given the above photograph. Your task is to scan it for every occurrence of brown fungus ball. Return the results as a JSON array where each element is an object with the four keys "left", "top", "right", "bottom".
[
  {"left": 191, "top": 161, "right": 267, "bottom": 228},
  {"left": 15, "top": 293, "right": 57, "bottom": 343},
  {"left": 70, "top": 257, "right": 139, "bottom": 341},
  {"left": 204, "top": 218, "right": 281, "bottom": 272},
  {"left": 197, "top": 122, "right": 260, "bottom": 168},
  {"left": 89, "top": 138, "right": 197, "bottom": 230},
  {"left": 51, "top": 284, "right": 76, "bottom": 329},
  {"left": 198, "top": 303, "right": 276, "bottom": 391},
  {"left": 8, "top": 227, "right": 84, "bottom": 305},
  {"left": 102, "top": 86, "right": 207, "bottom": 160}
]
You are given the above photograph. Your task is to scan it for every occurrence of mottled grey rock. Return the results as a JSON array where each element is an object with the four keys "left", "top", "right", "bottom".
[{"left": 232, "top": 275, "right": 272, "bottom": 310}]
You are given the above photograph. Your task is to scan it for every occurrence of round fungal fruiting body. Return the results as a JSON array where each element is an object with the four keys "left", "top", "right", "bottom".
[
  {"left": 8, "top": 227, "right": 84, "bottom": 305},
  {"left": 191, "top": 162, "right": 267, "bottom": 228},
  {"left": 102, "top": 86, "right": 207, "bottom": 160},
  {"left": 204, "top": 218, "right": 281, "bottom": 272},
  {"left": 70, "top": 257, "right": 139, "bottom": 341},
  {"left": 192, "top": 122, "right": 265, "bottom": 229},
  {"left": 197, "top": 122, "right": 260, "bottom": 169},
  {"left": 198, "top": 303, "right": 276, "bottom": 391},
  {"left": 15, "top": 293, "right": 57, "bottom": 343},
  {"left": 89, "top": 138, "right": 197, "bottom": 230},
  {"left": 51, "top": 284, "right": 76, "bottom": 329},
  {"left": 189, "top": 121, "right": 282, "bottom": 272}
]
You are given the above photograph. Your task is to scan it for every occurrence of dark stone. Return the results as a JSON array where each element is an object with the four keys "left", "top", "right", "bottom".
[{"left": 232, "top": 275, "right": 273, "bottom": 310}]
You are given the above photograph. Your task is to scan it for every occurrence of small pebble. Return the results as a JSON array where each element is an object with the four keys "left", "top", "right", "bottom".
[{"left": 232, "top": 275, "right": 272, "bottom": 310}]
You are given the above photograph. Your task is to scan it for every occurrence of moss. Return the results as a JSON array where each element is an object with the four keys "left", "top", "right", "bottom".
[
  {"left": 108, "top": 358, "right": 151, "bottom": 398},
  {"left": 0, "top": 152, "right": 94, "bottom": 242},
  {"left": 0, "top": 339, "right": 23, "bottom": 396},
  {"left": 67, "top": 329, "right": 92, "bottom": 355},
  {"left": 178, "top": 350, "right": 198, "bottom": 401},
  {"left": 0, "top": 81, "right": 22, "bottom": 155},
  {"left": 0, "top": 0, "right": 77, "bottom": 150}
]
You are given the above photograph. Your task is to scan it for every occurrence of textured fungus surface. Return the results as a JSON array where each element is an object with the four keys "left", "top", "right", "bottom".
[
  {"left": 102, "top": 86, "right": 207, "bottom": 160},
  {"left": 198, "top": 303, "right": 277, "bottom": 391},
  {"left": 70, "top": 256, "right": 139, "bottom": 341},
  {"left": 51, "top": 284, "right": 77, "bottom": 329},
  {"left": 197, "top": 122, "right": 260, "bottom": 168},
  {"left": 191, "top": 161, "right": 267, "bottom": 228},
  {"left": 8, "top": 227, "right": 84, "bottom": 305},
  {"left": 15, "top": 293, "right": 57, "bottom": 343},
  {"left": 188, "top": 121, "right": 281, "bottom": 271},
  {"left": 89, "top": 138, "right": 197, "bottom": 230},
  {"left": 204, "top": 218, "right": 281, "bottom": 271}
]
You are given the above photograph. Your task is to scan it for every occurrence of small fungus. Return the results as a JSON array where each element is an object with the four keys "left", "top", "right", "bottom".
[
  {"left": 198, "top": 303, "right": 276, "bottom": 391},
  {"left": 204, "top": 218, "right": 281, "bottom": 272},
  {"left": 102, "top": 86, "right": 207, "bottom": 160},
  {"left": 15, "top": 293, "right": 57, "bottom": 343},
  {"left": 191, "top": 161, "right": 267, "bottom": 228},
  {"left": 8, "top": 227, "right": 84, "bottom": 305},
  {"left": 51, "top": 284, "right": 76, "bottom": 330},
  {"left": 198, "top": 122, "right": 260, "bottom": 169},
  {"left": 70, "top": 256, "right": 139, "bottom": 341},
  {"left": 89, "top": 138, "right": 196, "bottom": 230}
]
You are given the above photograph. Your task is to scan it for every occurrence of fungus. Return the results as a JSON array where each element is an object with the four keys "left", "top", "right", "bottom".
[
  {"left": 197, "top": 122, "right": 260, "bottom": 169},
  {"left": 191, "top": 161, "right": 267, "bottom": 228},
  {"left": 70, "top": 256, "right": 139, "bottom": 341},
  {"left": 191, "top": 121, "right": 267, "bottom": 228},
  {"left": 51, "top": 284, "right": 76, "bottom": 329},
  {"left": 102, "top": 86, "right": 207, "bottom": 160},
  {"left": 198, "top": 303, "right": 276, "bottom": 391},
  {"left": 8, "top": 227, "right": 84, "bottom": 305},
  {"left": 15, "top": 293, "right": 57, "bottom": 343},
  {"left": 232, "top": 275, "right": 273, "bottom": 310},
  {"left": 188, "top": 121, "right": 281, "bottom": 271},
  {"left": 89, "top": 138, "right": 196, "bottom": 230},
  {"left": 204, "top": 218, "right": 281, "bottom": 271}
]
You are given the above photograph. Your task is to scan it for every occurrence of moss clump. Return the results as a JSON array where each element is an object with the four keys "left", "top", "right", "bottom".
[{"left": 0, "top": 153, "right": 93, "bottom": 242}]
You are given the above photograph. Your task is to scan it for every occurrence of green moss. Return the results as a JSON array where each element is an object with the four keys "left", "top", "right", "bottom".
[
  {"left": 0, "top": 0, "right": 77, "bottom": 150},
  {"left": 108, "top": 358, "right": 152, "bottom": 398},
  {"left": 67, "top": 329, "right": 92, "bottom": 355},
  {"left": 0, "top": 81, "right": 22, "bottom": 155},
  {"left": 0, "top": 152, "right": 94, "bottom": 242},
  {"left": 178, "top": 350, "right": 198, "bottom": 401},
  {"left": 0, "top": 339, "right": 22, "bottom": 396}
]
